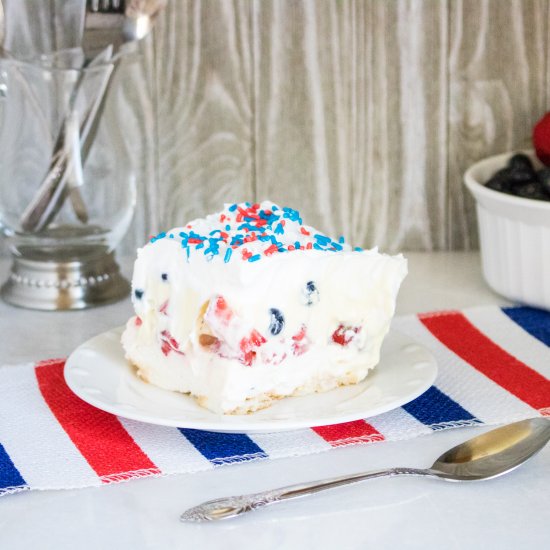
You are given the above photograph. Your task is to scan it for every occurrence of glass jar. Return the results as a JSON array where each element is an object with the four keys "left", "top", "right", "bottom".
[{"left": 0, "top": 54, "right": 136, "bottom": 309}]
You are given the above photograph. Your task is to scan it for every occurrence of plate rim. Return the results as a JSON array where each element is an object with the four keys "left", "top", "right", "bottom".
[{"left": 64, "top": 326, "right": 438, "bottom": 433}]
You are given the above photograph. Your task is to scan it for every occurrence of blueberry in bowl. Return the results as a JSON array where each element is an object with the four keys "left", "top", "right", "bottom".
[{"left": 484, "top": 153, "right": 550, "bottom": 201}]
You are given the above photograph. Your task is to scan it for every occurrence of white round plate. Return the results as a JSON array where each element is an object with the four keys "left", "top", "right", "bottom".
[{"left": 64, "top": 327, "right": 438, "bottom": 433}]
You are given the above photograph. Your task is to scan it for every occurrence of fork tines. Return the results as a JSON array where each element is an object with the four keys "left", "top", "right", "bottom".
[{"left": 88, "top": 0, "right": 125, "bottom": 13}]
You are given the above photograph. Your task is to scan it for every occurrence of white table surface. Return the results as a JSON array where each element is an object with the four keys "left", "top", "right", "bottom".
[{"left": 0, "top": 252, "right": 548, "bottom": 550}]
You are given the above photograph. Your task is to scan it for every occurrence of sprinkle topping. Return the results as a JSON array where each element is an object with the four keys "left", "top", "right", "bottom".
[{"left": 147, "top": 201, "right": 357, "bottom": 263}]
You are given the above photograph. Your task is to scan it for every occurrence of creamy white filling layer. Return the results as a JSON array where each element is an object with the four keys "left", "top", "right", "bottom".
[{"left": 122, "top": 234, "right": 407, "bottom": 413}]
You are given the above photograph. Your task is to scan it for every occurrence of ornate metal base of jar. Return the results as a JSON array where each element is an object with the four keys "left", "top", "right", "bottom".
[{"left": 1, "top": 246, "right": 130, "bottom": 310}]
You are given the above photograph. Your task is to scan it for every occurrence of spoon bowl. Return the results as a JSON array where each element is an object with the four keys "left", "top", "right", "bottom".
[
  {"left": 429, "top": 417, "right": 550, "bottom": 481},
  {"left": 181, "top": 418, "right": 550, "bottom": 522}
]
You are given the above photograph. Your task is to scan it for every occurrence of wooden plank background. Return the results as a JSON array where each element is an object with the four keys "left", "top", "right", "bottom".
[{"left": 4, "top": 0, "right": 550, "bottom": 255}]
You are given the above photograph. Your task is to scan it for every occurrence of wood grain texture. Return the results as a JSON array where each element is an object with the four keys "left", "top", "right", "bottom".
[
  {"left": 2, "top": 0, "right": 550, "bottom": 259},
  {"left": 107, "top": 35, "right": 158, "bottom": 257},
  {"left": 150, "top": 0, "right": 254, "bottom": 234},
  {"left": 252, "top": 0, "right": 449, "bottom": 252},
  {"left": 447, "top": 0, "right": 548, "bottom": 249}
]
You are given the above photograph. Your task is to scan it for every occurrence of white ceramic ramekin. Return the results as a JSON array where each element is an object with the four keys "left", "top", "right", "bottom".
[{"left": 464, "top": 150, "right": 550, "bottom": 310}]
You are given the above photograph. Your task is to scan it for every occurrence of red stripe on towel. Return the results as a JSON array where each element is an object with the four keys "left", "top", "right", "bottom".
[
  {"left": 313, "top": 420, "right": 384, "bottom": 447},
  {"left": 420, "top": 311, "right": 550, "bottom": 412},
  {"left": 35, "top": 360, "right": 160, "bottom": 481}
]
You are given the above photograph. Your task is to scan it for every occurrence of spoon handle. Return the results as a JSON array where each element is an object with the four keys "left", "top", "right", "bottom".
[{"left": 180, "top": 467, "right": 428, "bottom": 522}]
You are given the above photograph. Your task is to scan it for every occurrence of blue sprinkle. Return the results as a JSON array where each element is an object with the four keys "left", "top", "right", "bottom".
[
  {"left": 151, "top": 231, "right": 166, "bottom": 243},
  {"left": 230, "top": 234, "right": 244, "bottom": 246},
  {"left": 338, "top": 236, "right": 345, "bottom": 244},
  {"left": 169, "top": 234, "right": 174, "bottom": 239},
  {"left": 209, "top": 229, "right": 221, "bottom": 236},
  {"left": 186, "top": 247, "right": 190, "bottom": 260},
  {"left": 294, "top": 241, "right": 300, "bottom": 249},
  {"left": 282, "top": 207, "right": 302, "bottom": 224},
  {"left": 248, "top": 254, "right": 261, "bottom": 262},
  {"left": 196, "top": 243, "right": 204, "bottom": 249},
  {"left": 225, "top": 224, "right": 231, "bottom": 231},
  {"left": 274, "top": 222, "right": 284, "bottom": 235},
  {"left": 313, "top": 243, "right": 324, "bottom": 251},
  {"left": 224, "top": 248, "right": 233, "bottom": 263},
  {"left": 314, "top": 234, "right": 331, "bottom": 245},
  {"left": 245, "top": 201, "right": 251, "bottom": 207},
  {"left": 354, "top": 246, "right": 363, "bottom": 252},
  {"left": 331, "top": 242, "right": 343, "bottom": 251},
  {"left": 272, "top": 205, "right": 279, "bottom": 211},
  {"left": 228, "top": 204, "right": 238, "bottom": 212}
]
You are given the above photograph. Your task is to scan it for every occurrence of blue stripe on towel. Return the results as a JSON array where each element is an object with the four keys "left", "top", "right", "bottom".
[
  {"left": 402, "top": 386, "right": 479, "bottom": 429},
  {"left": 502, "top": 306, "right": 550, "bottom": 347},
  {"left": 178, "top": 429, "right": 267, "bottom": 464},
  {"left": 0, "top": 442, "right": 26, "bottom": 494}
]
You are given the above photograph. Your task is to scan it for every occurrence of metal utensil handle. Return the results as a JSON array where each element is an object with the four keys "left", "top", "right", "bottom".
[
  {"left": 180, "top": 467, "right": 428, "bottom": 522},
  {"left": 20, "top": 48, "right": 115, "bottom": 233}
]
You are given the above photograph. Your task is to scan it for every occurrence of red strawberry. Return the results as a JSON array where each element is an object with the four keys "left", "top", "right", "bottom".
[
  {"left": 533, "top": 112, "right": 550, "bottom": 166},
  {"left": 331, "top": 324, "right": 361, "bottom": 346}
]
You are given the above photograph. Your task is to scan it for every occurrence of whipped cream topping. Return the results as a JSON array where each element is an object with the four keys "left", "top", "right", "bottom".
[{"left": 148, "top": 200, "right": 357, "bottom": 265}]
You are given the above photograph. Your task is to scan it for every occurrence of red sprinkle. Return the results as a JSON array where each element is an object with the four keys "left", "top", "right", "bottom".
[
  {"left": 264, "top": 244, "right": 279, "bottom": 255},
  {"left": 288, "top": 245, "right": 295, "bottom": 251},
  {"left": 159, "top": 300, "right": 169, "bottom": 315},
  {"left": 306, "top": 242, "right": 313, "bottom": 250},
  {"left": 241, "top": 248, "right": 253, "bottom": 261},
  {"left": 134, "top": 316, "right": 142, "bottom": 326},
  {"left": 300, "top": 226, "right": 310, "bottom": 236}
]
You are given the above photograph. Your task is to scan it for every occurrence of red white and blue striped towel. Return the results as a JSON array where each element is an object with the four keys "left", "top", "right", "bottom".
[{"left": 1, "top": 305, "right": 549, "bottom": 497}]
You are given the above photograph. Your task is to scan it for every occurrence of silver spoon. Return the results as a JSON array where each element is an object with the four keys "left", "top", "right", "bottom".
[{"left": 180, "top": 417, "right": 550, "bottom": 522}]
